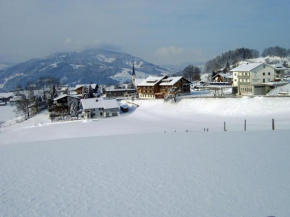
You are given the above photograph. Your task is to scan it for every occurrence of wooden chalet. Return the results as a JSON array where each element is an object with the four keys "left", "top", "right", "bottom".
[
  {"left": 137, "top": 76, "right": 168, "bottom": 99},
  {"left": 159, "top": 77, "right": 191, "bottom": 96},
  {"left": 53, "top": 94, "right": 80, "bottom": 112},
  {"left": 74, "top": 84, "right": 98, "bottom": 94},
  {"left": 137, "top": 76, "right": 191, "bottom": 99},
  {"left": 212, "top": 72, "right": 233, "bottom": 83}
]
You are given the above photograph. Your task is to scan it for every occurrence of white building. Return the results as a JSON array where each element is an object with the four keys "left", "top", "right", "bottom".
[
  {"left": 231, "top": 63, "right": 287, "bottom": 95},
  {"left": 81, "top": 98, "right": 120, "bottom": 119}
]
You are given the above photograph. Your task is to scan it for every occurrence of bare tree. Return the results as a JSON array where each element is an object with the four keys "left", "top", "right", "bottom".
[
  {"left": 182, "top": 65, "right": 201, "bottom": 81},
  {"left": 15, "top": 97, "right": 30, "bottom": 119},
  {"left": 164, "top": 86, "right": 181, "bottom": 103}
]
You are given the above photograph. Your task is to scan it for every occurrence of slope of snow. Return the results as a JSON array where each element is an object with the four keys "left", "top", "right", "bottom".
[
  {"left": 1, "top": 97, "right": 290, "bottom": 216},
  {"left": 70, "top": 64, "right": 85, "bottom": 69},
  {"left": 0, "top": 73, "right": 23, "bottom": 88},
  {"left": 1, "top": 97, "right": 290, "bottom": 144},
  {"left": 97, "top": 54, "right": 115, "bottom": 63},
  {"left": 0, "top": 132, "right": 290, "bottom": 216},
  {"left": 110, "top": 68, "right": 150, "bottom": 83},
  {"left": 247, "top": 56, "right": 290, "bottom": 64}
]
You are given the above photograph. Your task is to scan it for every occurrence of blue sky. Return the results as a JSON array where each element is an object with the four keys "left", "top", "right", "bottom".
[{"left": 0, "top": 0, "right": 289, "bottom": 65}]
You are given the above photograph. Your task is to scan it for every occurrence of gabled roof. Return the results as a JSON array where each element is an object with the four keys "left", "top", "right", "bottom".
[
  {"left": 230, "top": 63, "right": 263, "bottom": 72},
  {"left": 137, "top": 76, "right": 167, "bottom": 87},
  {"left": 54, "top": 94, "right": 80, "bottom": 101},
  {"left": 134, "top": 79, "right": 144, "bottom": 86},
  {"left": 81, "top": 98, "right": 119, "bottom": 110},
  {"left": 74, "top": 84, "right": 98, "bottom": 90},
  {"left": 212, "top": 72, "right": 233, "bottom": 79},
  {"left": 159, "top": 76, "right": 191, "bottom": 86}
]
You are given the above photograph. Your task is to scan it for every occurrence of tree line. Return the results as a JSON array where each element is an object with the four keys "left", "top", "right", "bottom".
[
  {"left": 204, "top": 48, "right": 259, "bottom": 73},
  {"left": 261, "top": 46, "right": 290, "bottom": 58}
]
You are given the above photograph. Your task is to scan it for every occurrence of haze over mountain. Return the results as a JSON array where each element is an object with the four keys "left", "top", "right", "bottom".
[{"left": 0, "top": 49, "right": 171, "bottom": 91}]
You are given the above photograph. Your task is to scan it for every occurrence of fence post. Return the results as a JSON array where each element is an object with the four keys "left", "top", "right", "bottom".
[
  {"left": 272, "top": 119, "right": 275, "bottom": 130},
  {"left": 244, "top": 119, "right": 246, "bottom": 131}
]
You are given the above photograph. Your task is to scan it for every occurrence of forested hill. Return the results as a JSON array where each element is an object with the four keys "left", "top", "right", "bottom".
[{"left": 204, "top": 48, "right": 259, "bottom": 73}]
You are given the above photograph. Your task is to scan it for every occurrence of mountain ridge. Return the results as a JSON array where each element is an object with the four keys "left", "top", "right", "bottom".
[{"left": 0, "top": 49, "right": 172, "bottom": 91}]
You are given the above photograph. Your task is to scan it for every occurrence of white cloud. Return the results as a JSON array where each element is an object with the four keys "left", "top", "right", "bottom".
[
  {"left": 63, "top": 38, "right": 121, "bottom": 51},
  {"left": 155, "top": 46, "right": 184, "bottom": 57}
]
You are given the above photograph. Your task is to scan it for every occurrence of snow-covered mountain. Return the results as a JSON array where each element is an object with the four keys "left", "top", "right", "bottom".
[{"left": 0, "top": 49, "right": 171, "bottom": 91}]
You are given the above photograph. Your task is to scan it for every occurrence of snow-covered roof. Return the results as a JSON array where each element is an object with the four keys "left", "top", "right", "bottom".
[
  {"left": 105, "top": 89, "right": 136, "bottom": 92},
  {"left": 159, "top": 76, "right": 191, "bottom": 86},
  {"left": 137, "top": 76, "right": 167, "bottom": 87},
  {"left": 74, "top": 84, "right": 98, "bottom": 90},
  {"left": 135, "top": 79, "right": 144, "bottom": 86},
  {"left": 53, "top": 94, "right": 80, "bottom": 101},
  {"left": 271, "top": 64, "right": 287, "bottom": 70},
  {"left": 212, "top": 72, "right": 233, "bottom": 79},
  {"left": 81, "top": 98, "right": 119, "bottom": 110},
  {"left": 231, "top": 63, "right": 263, "bottom": 72}
]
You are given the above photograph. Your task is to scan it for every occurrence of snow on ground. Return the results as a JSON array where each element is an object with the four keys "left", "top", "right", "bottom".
[
  {"left": 247, "top": 56, "right": 290, "bottom": 64},
  {"left": 1, "top": 97, "right": 290, "bottom": 216},
  {"left": 1, "top": 97, "right": 290, "bottom": 144},
  {"left": 97, "top": 54, "right": 115, "bottom": 63},
  {"left": 70, "top": 64, "right": 85, "bottom": 69},
  {"left": 110, "top": 68, "right": 150, "bottom": 83},
  {"left": 0, "top": 131, "right": 290, "bottom": 216}
]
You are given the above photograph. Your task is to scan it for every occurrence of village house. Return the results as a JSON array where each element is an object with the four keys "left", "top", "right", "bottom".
[
  {"left": 137, "top": 76, "right": 168, "bottom": 99},
  {"left": 137, "top": 76, "right": 191, "bottom": 99},
  {"left": 53, "top": 94, "right": 80, "bottom": 112},
  {"left": 74, "top": 84, "right": 98, "bottom": 95},
  {"left": 212, "top": 72, "right": 233, "bottom": 84},
  {"left": 159, "top": 77, "right": 191, "bottom": 96},
  {"left": 81, "top": 98, "right": 120, "bottom": 119},
  {"left": 231, "top": 63, "right": 287, "bottom": 95},
  {"left": 105, "top": 89, "right": 137, "bottom": 99}
]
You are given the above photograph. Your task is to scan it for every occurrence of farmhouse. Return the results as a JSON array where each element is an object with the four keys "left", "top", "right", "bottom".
[
  {"left": 81, "top": 98, "right": 120, "bottom": 119},
  {"left": 53, "top": 94, "right": 80, "bottom": 112},
  {"left": 137, "top": 76, "right": 168, "bottom": 99},
  {"left": 159, "top": 77, "right": 191, "bottom": 96},
  {"left": 212, "top": 72, "right": 233, "bottom": 84},
  {"left": 74, "top": 84, "right": 98, "bottom": 94},
  {"left": 137, "top": 76, "right": 191, "bottom": 99},
  {"left": 231, "top": 63, "right": 287, "bottom": 95}
]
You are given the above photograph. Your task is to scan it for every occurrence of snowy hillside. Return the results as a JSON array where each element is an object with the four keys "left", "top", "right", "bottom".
[
  {"left": 1, "top": 97, "right": 290, "bottom": 216},
  {"left": 0, "top": 49, "right": 171, "bottom": 91},
  {"left": 246, "top": 56, "right": 290, "bottom": 65}
]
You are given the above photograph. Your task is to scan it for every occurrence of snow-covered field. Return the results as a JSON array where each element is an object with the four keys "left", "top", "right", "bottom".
[{"left": 1, "top": 97, "right": 290, "bottom": 216}]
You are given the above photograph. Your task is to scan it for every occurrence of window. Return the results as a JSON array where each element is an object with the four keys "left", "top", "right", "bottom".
[
  {"left": 263, "top": 72, "right": 265, "bottom": 76},
  {"left": 268, "top": 78, "right": 270, "bottom": 82},
  {"left": 235, "top": 79, "right": 237, "bottom": 82},
  {"left": 263, "top": 79, "right": 265, "bottom": 83},
  {"left": 268, "top": 72, "right": 270, "bottom": 75}
]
